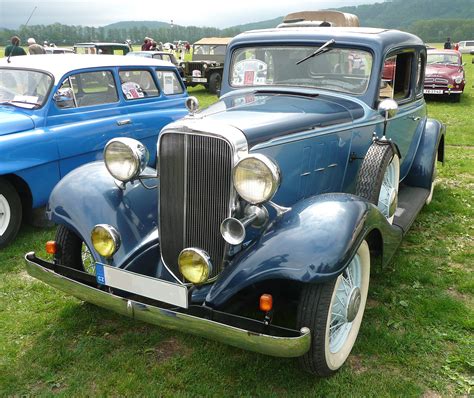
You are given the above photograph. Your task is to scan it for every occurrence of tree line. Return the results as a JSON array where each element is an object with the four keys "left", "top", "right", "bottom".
[{"left": 0, "top": 23, "right": 243, "bottom": 47}]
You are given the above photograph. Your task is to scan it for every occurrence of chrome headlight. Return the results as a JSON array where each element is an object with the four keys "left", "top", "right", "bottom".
[
  {"left": 104, "top": 138, "right": 149, "bottom": 182},
  {"left": 91, "top": 224, "right": 120, "bottom": 258},
  {"left": 233, "top": 154, "right": 280, "bottom": 204},
  {"left": 454, "top": 76, "right": 463, "bottom": 84}
]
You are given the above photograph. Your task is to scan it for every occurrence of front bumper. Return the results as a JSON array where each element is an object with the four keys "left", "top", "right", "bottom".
[{"left": 25, "top": 252, "right": 311, "bottom": 358}]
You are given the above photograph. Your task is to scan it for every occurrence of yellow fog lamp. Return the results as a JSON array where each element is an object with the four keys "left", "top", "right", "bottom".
[
  {"left": 178, "top": 248, "right": 212, "bottom": 284},
  {"left": 91, "top": 224, "right": 121, "bottom": 258}
]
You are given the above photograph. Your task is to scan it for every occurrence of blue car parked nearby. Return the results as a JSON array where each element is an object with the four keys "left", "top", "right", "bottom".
[
  {"left": 26, "top": 27, "right": 444, "bottom": 376},
  {"left": 0, "top": 54, "right": 188, "bottom": 247}
]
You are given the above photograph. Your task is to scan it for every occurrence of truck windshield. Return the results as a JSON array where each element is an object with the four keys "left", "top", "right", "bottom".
[
  {"left": 230, "top": 45, "right": 372, "bottom": 95},
  {"left": 0, "top": 68, "right": 52, "bottom": 107}
]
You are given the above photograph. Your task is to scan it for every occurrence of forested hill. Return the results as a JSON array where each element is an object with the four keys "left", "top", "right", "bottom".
[{"left": 338, "top": 0, "right": 474, "bottom": 29}]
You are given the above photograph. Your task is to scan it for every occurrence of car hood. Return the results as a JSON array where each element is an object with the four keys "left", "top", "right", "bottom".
[
  {"left": 425, "top": 64, "right": 463, "bottom": 79},
  {"left": 197, "top": 91, "right": 365, "bottom": 147},
  {"left": 0, "top": 108, "right": 35, "bottom": 136}
]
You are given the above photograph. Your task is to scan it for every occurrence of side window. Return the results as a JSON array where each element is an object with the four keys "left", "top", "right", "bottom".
[
  {"left": 56, "top": 71, "right": 118, "bottom": 108},
  {"left": 379, "top": 52, "right": 413, "bottom": 101},
  {"left": 416, "top": 52, "right": 426, "bottom": 97},
  {"left": 119, "top": 70, "right": 159, "bottom": 99},
  {"left": 155, "top": 70, "right": 184, "bottom": 95}
]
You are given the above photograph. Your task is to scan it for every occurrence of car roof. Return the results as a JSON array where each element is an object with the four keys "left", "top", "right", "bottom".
[
  {"left": 193, "top": 37, "right": 232, "bottom": 46},
  {"left": 230, "top": 27, "right": 424, "bottom": 54},
  {"left": 74, "top": 42, "right": 130, "bottom": 47},
  {"left": 129, "top": 51, "right": 174, "bottom": 56},
  {"left": 427, "top": 49, "right": 460, "bottom": 54},
  {"left": 0, "top": 54, "right": 175, "bottom": 83}
]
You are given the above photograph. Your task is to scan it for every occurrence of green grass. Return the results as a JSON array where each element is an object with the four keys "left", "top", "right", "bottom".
[{"left": 0, "top": 54, "right": 473, "bottom": 397}]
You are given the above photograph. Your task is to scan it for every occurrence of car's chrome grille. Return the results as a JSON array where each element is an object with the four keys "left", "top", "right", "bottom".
[
  {"left": 424, "top": 77, "right": 449, "bottom": 85},
  {"left": 159, "top": 132, "right": 233, "bottom": 280}
]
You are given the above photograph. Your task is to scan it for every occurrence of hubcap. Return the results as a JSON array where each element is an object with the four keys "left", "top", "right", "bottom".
[
  {"left": 346, "top": 287, "right": 361, "bottom": 322},
  {"left": 0, "top": 194, "right": 11, "bottom": 236}
]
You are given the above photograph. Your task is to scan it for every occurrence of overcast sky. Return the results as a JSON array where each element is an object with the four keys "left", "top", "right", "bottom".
[{"left": 0, "top": 0, "right": 379, "bottom": 29}]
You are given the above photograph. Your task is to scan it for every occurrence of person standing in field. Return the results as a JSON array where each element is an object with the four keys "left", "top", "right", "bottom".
[
  {"left": 27, "top": 38, "right": 46, "bottom": 55},
  {"left": 5, "top": 36, "right": 27, "bottom": 57},
  {"left": 443, "top": 37, "right": 452, "bottom": 49}
]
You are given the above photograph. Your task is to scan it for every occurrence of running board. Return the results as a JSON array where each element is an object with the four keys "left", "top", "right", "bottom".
[{"left": 393, "top": 184, "right": 430, "bottom": 234}]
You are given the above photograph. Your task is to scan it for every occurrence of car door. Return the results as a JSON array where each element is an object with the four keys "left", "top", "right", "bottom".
[
  {"left": 47, "top": 69, "right": 132, "bottom": 178},
  {"left": 377, "top": 49, "right": 426, "bottom": 180},
  {"left": 118, "top": 67, "right": 188, "bottom": 166}
]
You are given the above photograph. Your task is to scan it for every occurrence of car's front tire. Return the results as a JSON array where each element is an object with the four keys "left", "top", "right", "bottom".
[
  {"left": 208, "top": 72, "right": 221, "bottom": 95},
  {"left": 55, "top": 225, "right": 96, "bottom": 274},
  {"left": 297, "top": 240, "right": 370, "bottom": 376},
  {"left": 0, "top": 179, "right": 22, "bottom": 248}
]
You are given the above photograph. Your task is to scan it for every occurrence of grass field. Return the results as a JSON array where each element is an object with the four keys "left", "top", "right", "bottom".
[{"left": 0, "top": 50, "right": 473, "bottom": 396}]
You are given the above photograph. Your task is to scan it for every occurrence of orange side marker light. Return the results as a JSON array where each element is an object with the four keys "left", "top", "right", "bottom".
[
  {"left": 259, "top": 294, "right": 273, "bottom": 312},
  {"left": 45, "top": 241, "right": 57, "bottom": 255}
]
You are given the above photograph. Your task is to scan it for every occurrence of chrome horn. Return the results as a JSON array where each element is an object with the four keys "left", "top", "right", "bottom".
[{"left": 220, "top": 205, "right": 268, "bottom": 245}]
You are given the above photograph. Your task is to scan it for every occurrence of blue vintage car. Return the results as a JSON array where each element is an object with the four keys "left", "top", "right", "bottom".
[
  {"left": 0, "top": 54, "right": 188, "bottom": 247},
  {"left": 25, "top": 28, "right": 444, "bottom": 376}
]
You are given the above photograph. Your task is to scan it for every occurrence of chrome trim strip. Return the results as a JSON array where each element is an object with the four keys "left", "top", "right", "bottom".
[{"left": 25, "top": 253, "right": 311, "bottom": 358}]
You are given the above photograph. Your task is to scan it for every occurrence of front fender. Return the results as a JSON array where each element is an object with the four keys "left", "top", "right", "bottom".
[
  {"left": 206, "top": 193, "right": 402, "bottom": 307},
  {"left": 404, "top": 118, "right": 445, "bottom": 190},
  {"left": 48, "top": 161, "right": 158, "bottom": 268}
]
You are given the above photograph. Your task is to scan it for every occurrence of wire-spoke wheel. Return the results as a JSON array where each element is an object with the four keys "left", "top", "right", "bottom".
[
  {"left": 297, "top": 240, "right": 370, "bottom": 376},
  {"left": 356, "top": 141, "right": 400, "bottom": 224},
  {"left": 56, "top": 225, "right": 96, "bottom": 274}
]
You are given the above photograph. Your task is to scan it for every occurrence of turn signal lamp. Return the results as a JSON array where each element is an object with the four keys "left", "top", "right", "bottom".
[
  {"left": 45, "top": 241, "right": 57, "bottom": 255},
  {"left": 259, "top": 294, "right": 273, "bottom": 312}
]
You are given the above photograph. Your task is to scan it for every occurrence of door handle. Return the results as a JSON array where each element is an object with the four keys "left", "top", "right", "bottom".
[
  {"left": 117, "top": 119, "right": 132, "bottom": 126},
  {"left": 407, "top": 116, "right": 421, "bottom": 121}
]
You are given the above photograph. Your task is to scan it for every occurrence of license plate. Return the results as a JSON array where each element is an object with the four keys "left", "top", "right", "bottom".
[
  {"left": 192, "top": 77, "right": 207, "bottom": 83},
  {"left": 95, "top": 263, "right": 188, "bottom": 308},
  {"left": 424, "top": 89, "right": 443, "bottom": 94}
]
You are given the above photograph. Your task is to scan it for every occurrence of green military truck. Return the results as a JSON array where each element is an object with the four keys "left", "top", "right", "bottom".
[{"left": 180, "top": 37, "right": 231, "bottom": 94}]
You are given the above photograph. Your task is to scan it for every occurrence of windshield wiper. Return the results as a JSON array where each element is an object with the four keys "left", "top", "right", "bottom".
[{"left": 296, "top": 39, "right": 336, "bottom": 65}]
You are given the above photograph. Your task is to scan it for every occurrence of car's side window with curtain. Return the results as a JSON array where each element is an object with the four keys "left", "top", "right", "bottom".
[
  {"left": 119, "top": 70, "right": 159, "bottom": 99},
  {"left": 155, "top": 70, "right": 184, "bottom": 95}
]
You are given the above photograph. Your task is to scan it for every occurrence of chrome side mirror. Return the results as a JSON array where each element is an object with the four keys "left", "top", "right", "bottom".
[
  {"left": 53, "top": 87, "right": 75, "bottom": 108},
  {"left": 377, "top": 98, "right": 399, "bottom": 120}
]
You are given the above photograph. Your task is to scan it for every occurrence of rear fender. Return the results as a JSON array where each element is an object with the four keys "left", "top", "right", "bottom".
[
  {"left": 206, "top": 193, "right": 402, "bottom": 307},
  {"left": 48, "top": 162, "right": 159, "bottom": 268},
  {"left": 404, "top": 118, "right": 445, "bottom": 190}
]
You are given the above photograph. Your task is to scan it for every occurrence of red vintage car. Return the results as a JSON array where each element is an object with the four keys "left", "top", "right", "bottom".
[{"left": 423, "top": 49, "right": 465, "bottom": 102}]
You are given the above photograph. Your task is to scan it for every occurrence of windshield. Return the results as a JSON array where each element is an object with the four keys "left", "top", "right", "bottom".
[
  {"left": 193, "top": 44, "right": 227, "bottom": 56},
  {"left": 0, "top": 68, "right": 52, "bottom": 108},
  {"left": 427, "top": 53, "right": 460, "bottom": 65},
  {"left": 230, "top": 45, "right": 372, "bottom": 95}
]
